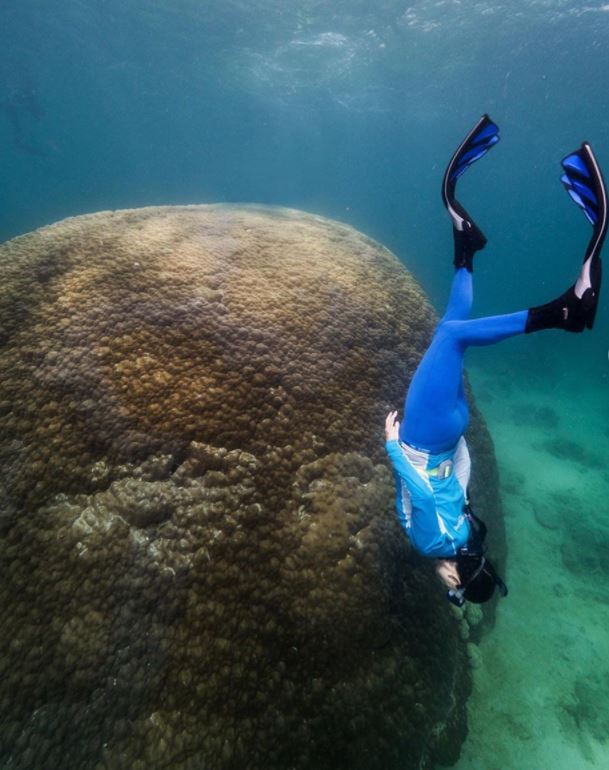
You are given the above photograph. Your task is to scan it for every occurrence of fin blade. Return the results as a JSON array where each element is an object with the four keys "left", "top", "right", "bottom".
[
  {"left": 561, "top": 145, "right": 604, "bottom": 228},
  {"left": 561, "top": 142, "right": 608, "bottom": 264},
  {"left": 447, "top": 115, "right": 500, "bottom": 184}
]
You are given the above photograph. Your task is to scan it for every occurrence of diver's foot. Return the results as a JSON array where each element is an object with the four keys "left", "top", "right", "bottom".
[
  {"left": 442, "top": 114, "right": 500, "bottom": 272},
  {"left": 526, "top": 256, "right": 602, "bottom": 333},
  {"left": 453, "top": 220, "right": 487, "bottom": 272}
]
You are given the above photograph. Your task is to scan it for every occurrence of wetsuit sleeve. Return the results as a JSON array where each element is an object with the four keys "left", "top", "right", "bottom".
[
  {"left": 385, "top": 440, "right": 433, "bottom": 500},
  {"left": 385, "top": 440, "right": 449, "bottom": 556},
  {"left": 453, "top": 437, "right": 471, "bottom": 498}
]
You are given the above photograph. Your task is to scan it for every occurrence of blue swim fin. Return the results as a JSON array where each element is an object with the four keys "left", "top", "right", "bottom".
[
  {"left": 527, "top": 142, "right": 606, "bottom": 333},
  {"left": 561, "top": 142, "right": 606, "bottom": 329},
  {"left": 442, "top": 114, "right": 500, "bottom": 271}
]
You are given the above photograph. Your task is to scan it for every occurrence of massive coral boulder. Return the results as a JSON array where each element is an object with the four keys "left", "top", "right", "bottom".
[{"left": 0, "top": 205, "right": 503, "bottom": 770}]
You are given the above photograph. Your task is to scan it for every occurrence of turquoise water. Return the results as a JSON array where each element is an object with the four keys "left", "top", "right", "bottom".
[
  {"left": 1, "top": 1, "right": 608, "bottom": 767},
  {"left": 1, "top": 2, "right": 608, "bottom": 375}
]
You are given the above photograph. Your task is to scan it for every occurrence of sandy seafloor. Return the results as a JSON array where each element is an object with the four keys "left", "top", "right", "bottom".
[{"left": 442, "top": 360, "right": 609, "bottom": 770}]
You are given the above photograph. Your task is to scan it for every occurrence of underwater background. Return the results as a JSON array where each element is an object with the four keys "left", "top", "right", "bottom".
[{"left": 1, "top": 1, "right": 608, "bottom": 768}]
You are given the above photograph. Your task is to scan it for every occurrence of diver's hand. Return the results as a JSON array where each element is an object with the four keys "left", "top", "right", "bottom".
[{"left": 385, "top": 410, "right": 400, "bottom": 442}]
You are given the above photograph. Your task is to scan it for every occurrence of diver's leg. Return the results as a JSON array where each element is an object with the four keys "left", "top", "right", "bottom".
[
  {"left": 409, "top": 115, "right": 499, "bottom": 449},
  {"left": 440, "top": 267, "right": 473, "bottom": 322},
  {"left": 399, "top": 267, "right": 472, "bottom": 450},
  {"left": 400, "top": 311, "right": 528, "bottom": 452}
]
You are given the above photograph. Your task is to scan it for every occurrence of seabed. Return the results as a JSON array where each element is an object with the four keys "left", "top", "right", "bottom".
[{"left": 447, "top": 360, "right": 609, "bottom": 770}]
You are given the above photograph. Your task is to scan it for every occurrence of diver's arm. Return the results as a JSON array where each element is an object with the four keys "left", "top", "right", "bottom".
[
  {"left": 384, "top": 412, "right": 452, "bottom": 555},
  {"left": 385, "top": 440, "right": 453, "bottom": 556},
  {"left": 385, "top": 440, "right": 434, "bottom": 502},
  {"left": 384, "top": 411, "right": 436, "bottom": 504}
]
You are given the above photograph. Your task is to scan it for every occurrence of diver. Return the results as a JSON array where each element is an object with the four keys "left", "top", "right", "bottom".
[{"left": 385, "top": 115, "right": 607, "bottom": 606}]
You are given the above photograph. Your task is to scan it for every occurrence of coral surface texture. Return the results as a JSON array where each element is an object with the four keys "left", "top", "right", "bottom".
[{"left": 0, "top": 205, "right": 503, "bottom": 770}]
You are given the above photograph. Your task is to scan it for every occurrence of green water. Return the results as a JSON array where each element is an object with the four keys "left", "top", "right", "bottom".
[{"left": 1, "top": 1, "right": 608, "bottom": 767}]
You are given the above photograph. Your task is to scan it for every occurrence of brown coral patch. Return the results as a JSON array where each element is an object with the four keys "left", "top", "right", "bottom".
[{"left": 0, "top": 205, "right": 503, "bottom": 769}]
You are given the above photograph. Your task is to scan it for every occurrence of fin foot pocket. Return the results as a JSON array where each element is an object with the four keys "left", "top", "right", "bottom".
[
  {"left": 525, "top": 278, "right": 600, "bottom": 334},
  {"left": 453, "top": 221, "right": 488, "bottom": 272}
]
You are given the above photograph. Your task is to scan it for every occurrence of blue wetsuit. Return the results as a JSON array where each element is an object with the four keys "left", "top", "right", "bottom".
[
  {"left": 387, "top": 267, "right": 527, "bottom": 557},
  {"left": 386, "top": 437, "right": 472, "bottom": 557}
]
